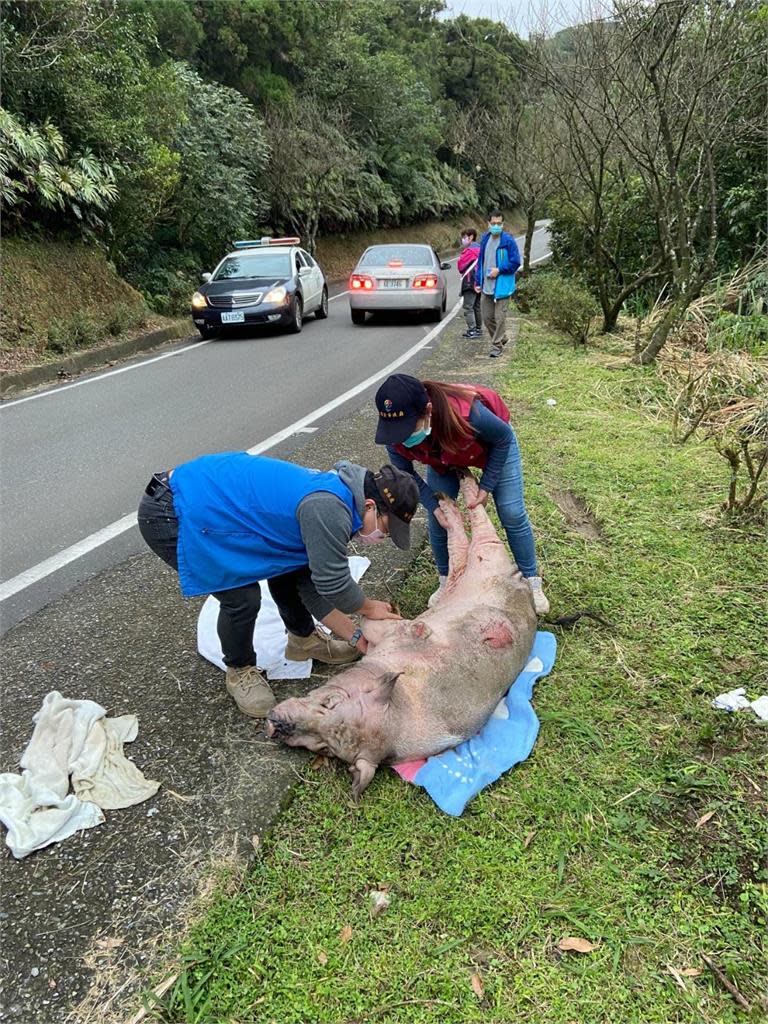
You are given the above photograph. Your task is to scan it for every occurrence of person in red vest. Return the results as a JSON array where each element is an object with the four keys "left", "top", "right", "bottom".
[{"left": 375, "top": 373, "right": 548, "bottom": 614}]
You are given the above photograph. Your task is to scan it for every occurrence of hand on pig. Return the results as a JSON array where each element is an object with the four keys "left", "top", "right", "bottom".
[
  {"left": 466, "top": 488, "right": 489, "bottom": 509},
  {"left": 359, "top": 598, "right": 401, "bottom": 621}
]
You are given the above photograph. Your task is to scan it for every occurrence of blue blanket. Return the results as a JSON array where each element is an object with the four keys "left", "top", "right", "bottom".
[{"left": 393, "top": 631, "right": 557, "bottom": 816}]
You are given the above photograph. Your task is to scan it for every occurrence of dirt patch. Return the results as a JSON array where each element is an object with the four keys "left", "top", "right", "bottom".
[{"left": 550, "top": 488, "right": 605, "bottom": 541}]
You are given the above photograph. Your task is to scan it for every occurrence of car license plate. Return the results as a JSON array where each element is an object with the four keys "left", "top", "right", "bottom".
[
  {"left": 379, "top": 279, "right": 407, "bottom": 289},
  {"left": 221, "top": 311, "right": 245, "bottom": 324}
]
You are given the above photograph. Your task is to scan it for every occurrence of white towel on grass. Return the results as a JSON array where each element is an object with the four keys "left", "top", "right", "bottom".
[
  {"left": 197, "top": 556, "right": 371, "bottom": 680},
  {"left": 0, "top": 691, "right": 159, "bottom": 859}
]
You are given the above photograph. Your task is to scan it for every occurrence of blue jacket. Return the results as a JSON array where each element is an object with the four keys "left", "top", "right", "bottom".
[
  {"left": 169, "top": 453, "right": 361, "bottom": 597},
  {"left": 475, "top": 231, "right": 521, "bottom": 299}
]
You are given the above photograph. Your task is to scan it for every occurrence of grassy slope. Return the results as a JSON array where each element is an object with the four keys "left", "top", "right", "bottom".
[
  {"left": 150, "top": 320, "right": 766, "bottom": 1024},
  {"left": 1, "top": 236, "right": 146, "bottom": 353}
]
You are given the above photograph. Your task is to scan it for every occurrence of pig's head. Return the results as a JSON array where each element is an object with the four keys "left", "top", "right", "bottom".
[{"left": 266, "top": 664, "right": 400, "bottom": 800}]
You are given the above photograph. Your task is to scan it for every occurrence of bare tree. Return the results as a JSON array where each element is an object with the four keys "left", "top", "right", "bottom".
[
  {"left": 529, "top": 18, "right": 668, "bottom": 331},
  {"left": 593, "top": 1, "right": 762, "bottom": 362},
  {"left": 264, "top": 98, "right": 361, "bottom": 255},
  {"left": 453, "top": 94, "right": 557, "bottom": 274}
]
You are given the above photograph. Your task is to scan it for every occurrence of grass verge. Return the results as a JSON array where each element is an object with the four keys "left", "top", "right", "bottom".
[{"left": 144, "top": 319, "right": 766, "bottom": 1024}]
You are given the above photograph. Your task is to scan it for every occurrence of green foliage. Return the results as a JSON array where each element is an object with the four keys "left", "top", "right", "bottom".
[
  {"left": 708, "top": 312, "right": 768, "bottom": 358},
  {"left": 46, "top": 301, "right": 149, "bottom": 355},
  {"left": 0, "top": 108, "right": 118, "bottom": 231},
  {"left": 549, "top": 176, "right": 661, "bottom": 319},
  {"left": 1, "top": 0, "right": 521, "bottom": 283},
  {"left": 521, "top": 271, "right": 600, "bottom": 346}
]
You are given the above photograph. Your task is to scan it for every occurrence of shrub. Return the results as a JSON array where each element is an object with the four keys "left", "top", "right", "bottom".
[
  {"left": 105, "top": 301, "right": 149, "bottom": 336},
  {"left": 47, "top": 319, "right": 72, "bottom": 354},
  {"left": 519, "top": 271, "right": 599, "bottom": 346},
  {"left": 69, "top": 311, "right": 101, "bottom": 349}
]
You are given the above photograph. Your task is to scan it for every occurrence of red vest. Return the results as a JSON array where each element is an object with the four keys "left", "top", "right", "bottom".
[{"left": 393, "top": 385, "right": 510, "bottom": 473}]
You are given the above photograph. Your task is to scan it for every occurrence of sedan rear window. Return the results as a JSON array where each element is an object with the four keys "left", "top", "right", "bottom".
[
  {"left": 359, "top": 245, "right": 433, "bottom": 267},
  {"left": 214, "top": 253, "right": 292, "bottom": 280}
]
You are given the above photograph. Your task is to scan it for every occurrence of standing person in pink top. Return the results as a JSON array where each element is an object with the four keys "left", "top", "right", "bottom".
[{"left": 457, "top": 228, "right": 482, "bottom": 339}]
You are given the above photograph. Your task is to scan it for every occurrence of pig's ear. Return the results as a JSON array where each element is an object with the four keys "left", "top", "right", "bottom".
[
  {"left": 373, "top": 671, "right": 401, "bottom": 704},
  {"left": 349, "top": 758, "right": 377, "bottom": 801}
]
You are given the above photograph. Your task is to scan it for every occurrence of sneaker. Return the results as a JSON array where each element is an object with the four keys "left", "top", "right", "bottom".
[
  {"left": 427, "top": 575, "right": 448, "bottom": 608},
  {"left": 526, "top": 576, "right": 550, "bottom": 615},
  {"left": 284, "top": 625, "right": 360, "bottom": 665},
  {"left": 225, "top": 665, "right": 275, "bottom": 717},
  {"left": 489, "top": 346, "right": 502, "bottom": 358},
  {"left": 469, "top": 328, "right": 482, "bottom": 338},
  {"left": 462, "top": 330, "right": 476, "bottom": 339}
]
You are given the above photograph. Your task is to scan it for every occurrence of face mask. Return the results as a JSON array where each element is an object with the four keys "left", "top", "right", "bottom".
[
  {"left": 357, "top": 527, "right": 387, "bottom": 546},
  {"left": 489, "top": 224, "right": 503, "bottom": 236},
  {"left": 403, "top": 425, "right": 431, "bottom": 448},
  {"left": 357, "top": 511, "right": 387, "bottom": 546}
]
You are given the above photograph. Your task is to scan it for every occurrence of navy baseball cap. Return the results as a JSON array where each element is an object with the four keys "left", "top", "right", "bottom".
[{"left": 375, "top": 374, "right": 429, "bottom": 445}]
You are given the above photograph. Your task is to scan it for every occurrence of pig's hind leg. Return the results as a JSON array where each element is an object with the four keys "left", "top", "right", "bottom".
[
  {"left": 436, "top": 495, "right": 470, "bottom": 596},
  {"left": 460, "top": 474, "right": 516, "bottom": 569}
]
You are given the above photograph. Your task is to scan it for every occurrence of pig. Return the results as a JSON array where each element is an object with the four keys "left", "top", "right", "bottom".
[{"left": 266, "top": 474, "right": 537, "bottom": 799}]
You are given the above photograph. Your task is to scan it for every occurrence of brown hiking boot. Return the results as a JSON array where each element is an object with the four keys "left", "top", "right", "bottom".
[
  {"left": 225, "top": 665, "right": 275, "bottom": 718},
  {"left": 284, "top": 626, "right": 361, "bottom": 665}
]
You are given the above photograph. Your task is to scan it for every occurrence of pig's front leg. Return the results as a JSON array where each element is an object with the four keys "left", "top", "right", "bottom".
[{"left": 361, "top": 617, "right": 411, "bottom": 648}]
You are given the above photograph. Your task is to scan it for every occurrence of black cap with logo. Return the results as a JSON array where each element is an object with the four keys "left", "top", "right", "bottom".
[
  {"left": 374, "top": 374, "right": 429, "bottom": 445},
  {"left": 371, "top": 464, "right": 419, "bottom": 549}
]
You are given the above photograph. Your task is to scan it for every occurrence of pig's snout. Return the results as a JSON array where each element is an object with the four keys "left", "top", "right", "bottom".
[{"left": 266, "top": 712, "right": 295, "bottom": 739}]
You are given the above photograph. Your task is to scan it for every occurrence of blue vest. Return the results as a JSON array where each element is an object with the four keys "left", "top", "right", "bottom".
[{"left": 170, "top": 453, "right": 362, "bottom": 597}]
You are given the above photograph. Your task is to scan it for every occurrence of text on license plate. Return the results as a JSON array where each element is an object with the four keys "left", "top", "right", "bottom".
[
  {"left": 379, "top": 279, "right": 407, "bottom": 289},
  {"left": 221, "top": 311, "right": 245, "bottom": 324}
]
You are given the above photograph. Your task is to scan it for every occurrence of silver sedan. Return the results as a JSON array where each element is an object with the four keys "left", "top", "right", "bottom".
[{"left": 348, "top": 244, "right": 451, "bottom": 325}]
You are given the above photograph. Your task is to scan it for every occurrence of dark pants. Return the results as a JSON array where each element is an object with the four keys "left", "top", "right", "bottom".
[
  {"left": 462, "top": 290, "right": 482, "bottom": 331},
  {"left": 138, "top": 476, "right": 315, "bottom": 668}
]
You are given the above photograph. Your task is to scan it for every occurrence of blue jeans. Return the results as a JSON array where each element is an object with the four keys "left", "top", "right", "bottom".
[{"left": 426, "top": 433, "right": 538, "bottom": 578}]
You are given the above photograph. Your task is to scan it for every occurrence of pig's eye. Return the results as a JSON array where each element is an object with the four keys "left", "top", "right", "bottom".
[{"left": 320, "top": 692, "right": 343, "bottom": 710}]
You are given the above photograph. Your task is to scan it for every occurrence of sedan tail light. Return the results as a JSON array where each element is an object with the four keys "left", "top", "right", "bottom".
[
  {"left": 350, "top": 274, "right": 376, "bottom": 291},
  {"left": 413, "top": 274, "right": 438, "bottom": 289}
]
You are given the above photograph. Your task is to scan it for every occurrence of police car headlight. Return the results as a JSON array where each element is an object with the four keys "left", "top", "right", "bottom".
[
  {"left": 191, "top": 291, "right": 207, "bottom": 309},
  {"left": 264, "top": 286, "right": 287, "bottom": 304}
]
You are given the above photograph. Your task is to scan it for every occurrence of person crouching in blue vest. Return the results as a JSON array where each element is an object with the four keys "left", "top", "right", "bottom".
[{"left": 138, "top": 453, "right": 418, "bottom": 717}]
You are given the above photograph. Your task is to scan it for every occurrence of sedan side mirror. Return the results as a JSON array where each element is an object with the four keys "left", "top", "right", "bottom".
[
  {"left": 201, "top": 272, "right": 212, "bottom": 284},
  {"left": 440, "top": 262, "right": 451, "bottom": 270}
]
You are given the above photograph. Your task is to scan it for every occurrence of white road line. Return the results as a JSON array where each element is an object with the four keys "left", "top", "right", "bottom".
[
  {"left": 0, "top": 339, "right": 212, "bottom": 410},
  {"left": 0, "top": 513, "right": 139, "bottom": 603},
  {"left": 328, "top": 289, "right": 350, "bottom": 300},
  {"left": 0, "top": 300, "right": 463, "bottom": 603}
]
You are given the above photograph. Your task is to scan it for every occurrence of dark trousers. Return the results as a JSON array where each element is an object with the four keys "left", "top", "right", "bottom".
[
  {"left": 138, "top": 477, "right": 315, "bottom": 668},
  {"left": 462, "top": 290, "right": 482, "bottom": 331}
]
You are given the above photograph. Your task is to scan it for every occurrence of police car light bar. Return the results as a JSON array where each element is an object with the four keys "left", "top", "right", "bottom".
[{"left": 233, "top": 237, "right": 301, "bottom": 249}]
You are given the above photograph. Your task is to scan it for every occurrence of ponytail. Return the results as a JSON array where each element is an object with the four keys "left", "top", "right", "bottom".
[{"left": 423, "top": 380, "right": 478, "bottom": 450}]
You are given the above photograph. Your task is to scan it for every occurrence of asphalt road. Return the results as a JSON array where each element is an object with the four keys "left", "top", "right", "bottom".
[{"left": 0, "top": 223, "right": 551, "bottom": 634}]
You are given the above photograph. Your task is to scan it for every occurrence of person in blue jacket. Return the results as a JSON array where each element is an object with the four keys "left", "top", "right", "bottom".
[
  {"left": 474, "top": 209, "right": 521, "bottom": 358},
  {"left": 138, "top": 453, "right": 418, "bottom": 718}
]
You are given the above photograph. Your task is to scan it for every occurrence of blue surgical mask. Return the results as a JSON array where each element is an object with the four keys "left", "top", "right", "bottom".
[
  {"left": 403, "top": 425, "right": 431, "bottom": 448},
  {"left": 489, "top": 224, "right": 503, "bottom": 236}
]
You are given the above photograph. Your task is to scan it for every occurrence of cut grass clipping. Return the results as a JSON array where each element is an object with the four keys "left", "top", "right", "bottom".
[{"left": 146, "top": 319, "right": 766, "bottom": 1024}]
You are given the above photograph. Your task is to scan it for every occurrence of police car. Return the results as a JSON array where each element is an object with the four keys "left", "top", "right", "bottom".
[{"left": 190, "top": 237, "right": 329, "bottom": 338}]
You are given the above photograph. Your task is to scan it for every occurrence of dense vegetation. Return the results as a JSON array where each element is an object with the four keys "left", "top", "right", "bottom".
[
  {"left": 1, "top": 1, "right": 764, "bottom": 364},
  {"left": 0, "top": 0, "right": 524, "bottom": 306}
]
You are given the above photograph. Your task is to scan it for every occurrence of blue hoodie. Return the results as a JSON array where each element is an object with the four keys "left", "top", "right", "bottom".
[{"left": 475, "top": 230, "right": 521, "bottom": 299}]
